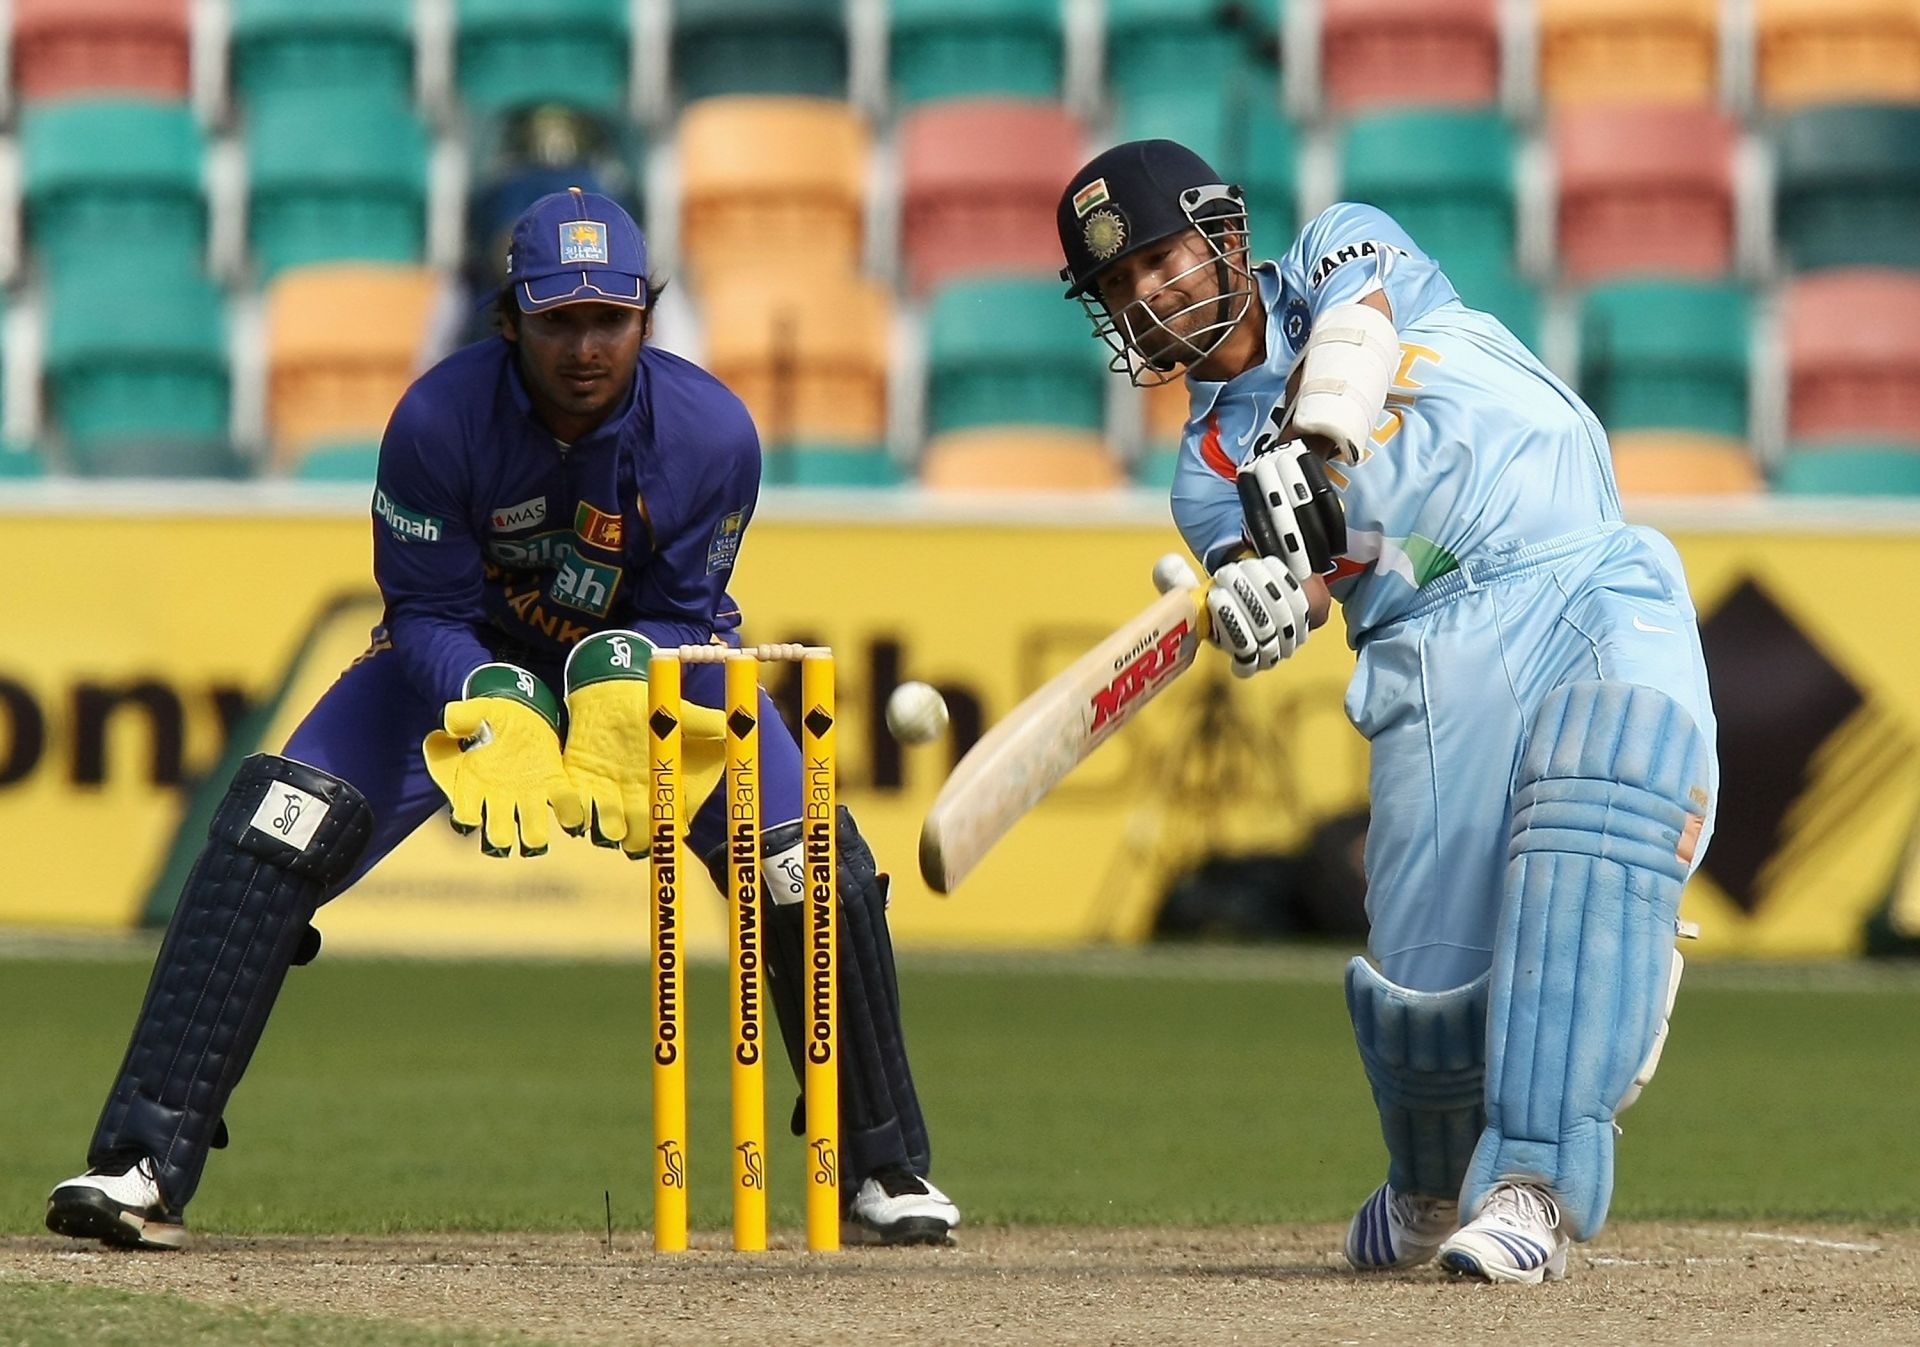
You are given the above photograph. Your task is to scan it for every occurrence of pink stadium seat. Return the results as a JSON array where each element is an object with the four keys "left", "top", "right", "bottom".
[
  {"left": 1756, "top": 0, "right": 1920, "bottom": 110},
  {"left": 898, "top": 100, "right": 1085, "bottom": 296},
  {"left": 1608, "top": 432, "right": 1763, "bottom": 496},
  {"left": 13, "top": 0, "right": 191, "bottom": 101},
  {"left": 1553, "top": 104, "right": 1736, "bottom": 282},
  {"left": 920, "top": 428, "right": 1125, "bottom": 490},
  {"left": 1785, "top": 270, "right": 1920, "bottom": 443},
  {"left": 1538, "top": 0, "right": 1719, "bottom": 106},
  {"left": 1320, "top": 0, "right": 1500, "bottom": 114}
]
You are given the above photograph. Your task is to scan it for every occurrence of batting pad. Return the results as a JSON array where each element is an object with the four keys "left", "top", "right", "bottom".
[
  {"left": 1346, "top": 959, "right": 1488, "bottom": 1199},
  {"left": 1462, "top": 682, "right": 1712, "bottom": 1241}
]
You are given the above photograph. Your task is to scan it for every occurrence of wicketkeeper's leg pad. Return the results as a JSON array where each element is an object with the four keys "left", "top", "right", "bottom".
[
  {"left": 1462, "top": 682, "right": 1712, "bottom": 1241},
  {"left": 89, "top": 754, "right": 374, "bottom": 1208},
  {"left": 1346, "top": 958, "right": 1487, "bottom": 1200}
]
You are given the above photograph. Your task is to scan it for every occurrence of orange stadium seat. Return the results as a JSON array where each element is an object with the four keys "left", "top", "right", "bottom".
[
  {"left": 13, "top": 0, "right": 191, "bottom": 101},
  {"left": 1537, "top": 0, "right": 1719, "bottom": 106},
  {"left": 700, "top": 269, "right": 891, "bottom": 446},
  {"left": 1756, "top": 0, "right": 1920, "bottom": 109},
  {"left": 1553, "top": 104, "right": 1735, "bottom": 282},
  {"left": 264, "top": 265, "right": 441, "bottom": 468},
  {"left": 920, "top": 427, "right": 1124, "bottom": 489},
  {"left": 1784, "top": 270, "right": 1920, "bottom": 443},
  {"left": 677, "top": 97, "right": 869, "bottom": 286},
  {"left": 898, "top": 100, "right": 1085, "bottom": 296},
  {"left": 1608, "top": 432, "right": 1763, "bottom": 495},
  {"left": 1319, "top": 0, "right": 1500, "bottom": 115}
]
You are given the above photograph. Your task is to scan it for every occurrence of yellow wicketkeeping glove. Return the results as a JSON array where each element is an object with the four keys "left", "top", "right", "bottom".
[
  {"left": 563, "top": 632, "right": 727, "bottom": 859},
  {"left": 423, "top": 664, "right": 586, "bottom": 858}
]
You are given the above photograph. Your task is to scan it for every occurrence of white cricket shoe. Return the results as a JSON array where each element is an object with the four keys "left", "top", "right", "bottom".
[
  {"left": 843, "top": 1166, "right": 960, "bottom": 1246},
  {"left": 1345, "top": 1181, "right": 1459, "bottom": 1270},
  {"left": 1437, "top": 1182, "right": 1570, "bottom": 1284},
  {"left": 46, "top": 1157, "right": 187, "bottom": 1251}
]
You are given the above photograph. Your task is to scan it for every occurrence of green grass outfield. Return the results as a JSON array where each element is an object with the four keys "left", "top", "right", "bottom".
[{"left": 4, "top": 944, "right": 1918, "bottom": 1238}]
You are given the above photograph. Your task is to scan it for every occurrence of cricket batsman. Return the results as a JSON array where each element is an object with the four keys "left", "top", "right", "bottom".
[
  {"left": 1057, "top": 141, "right": 1719, "bottom": 1283},
  {"left": 45, "top": 189, "right": 959, "bottom": 1250}
]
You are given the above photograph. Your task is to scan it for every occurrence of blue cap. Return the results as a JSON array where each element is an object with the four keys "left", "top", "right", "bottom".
[{"left": 506, "top": 187, "right": 648, "bottom": 312}]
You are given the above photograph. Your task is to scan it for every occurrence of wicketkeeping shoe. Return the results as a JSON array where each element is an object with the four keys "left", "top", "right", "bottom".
[
  {"left": 46, "top": 1157, "right": 187, "bottom": 1251},
  {"left": 1437, "top": 1182, "right": 1569, "bottom": 1284},
  {"left": 1344, "top": 1181, "right": 1459, "bottom": 1270},
  {"left": 843, "top": 1166, "right": 960, "bottom": 1246}
]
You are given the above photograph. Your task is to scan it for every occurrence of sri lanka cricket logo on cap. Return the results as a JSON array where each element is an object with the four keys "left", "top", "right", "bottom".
[
  {"left": 1084, "top": 207, "right": 1127, "bottom": 261},
  {"left": 559, "top": 220, "right": 609, "bottom": 264}
]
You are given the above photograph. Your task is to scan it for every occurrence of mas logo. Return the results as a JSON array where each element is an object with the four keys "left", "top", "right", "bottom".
[
  {"left": 574, "top": 501, "right": 623, "bottom": 550},
  {"left": 490, "top": 496, "right": 547, "bottom": 532},
  {"left": 374, "top": 488, "right": 443, "bottom": 543},
  {"left": 559, "top": 220, "right": 609, "bottom": 265},
  {"left": 549, "top": 555, "right": 621, "bottom": 617},
  {"left": 707, "top": 511, "right": 745, "bottom": 575}
]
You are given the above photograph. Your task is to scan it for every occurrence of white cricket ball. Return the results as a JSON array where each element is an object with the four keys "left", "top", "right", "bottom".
[
  {"left": 886, "top": 681, "right": 949, "bottom": 745},
  {"left": 1151, "top": 551, "right": 1200, "bottom": 594}
]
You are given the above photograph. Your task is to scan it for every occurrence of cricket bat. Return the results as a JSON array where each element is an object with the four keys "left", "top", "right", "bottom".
[{"left": 918, "top": 567, "right": 1210, "bottom": 894}]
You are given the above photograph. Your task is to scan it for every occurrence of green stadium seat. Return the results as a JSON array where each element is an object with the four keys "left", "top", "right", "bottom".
[
  {"left": 889, "top": 0, "right": 1061, "bottom": 107},
  {"left": 1133, "top": 449, "right": 1180, "bottom": 488},
  {"left": 1773, "top": 445, "right": 1920, "bottom": 496},
  {"left": 456, "top": 0, "right": 628, "bottom": 116},
  {"left": 1340, "top": 107, "right": 1515, "bottom": 278},
  {"left": 1775, "top": 103, "right": 1920, "bottom": 271},
  {"left": 231, "top": 0, "right": 412, "bottom": 107},
  {"left": 21, "top": 99, "right": 205, "bottom": 278},
  {"left": 763, "top": 444, "right": 904, "bottom": 486},
  {"left": 1450, "top": 265, "right": 1541, "bottom": 352},
  {"left": 1579, "top": 281, "right": 1750, "bottom": 438},
  {"left": 677, "top": 0, "right": 846, "bottom": 101},
  {"left": 247, "top": 91, "right": 428, "bottom": 281},
  {"left": 1106, "top": 0, "right": 1279, "bottom": 112},
  {"left": 1114, "top": 83, "right": 1295, "bottom": 257},
  {"left": 291, "top": 441, "right": 381, "bottom": 481},
  {"left": 0, "top": 448, "right": 46, "bottom": 477},
  {"left": 926, "top": 276, "right": 1106, "bottom": 435},
  {"left": 45, "top": 266, "right": 236, "bottom": 476}
]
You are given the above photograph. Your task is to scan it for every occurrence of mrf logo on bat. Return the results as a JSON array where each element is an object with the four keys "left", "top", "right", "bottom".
[{"left": 1088, "top": 618, "right": 1195, "bottom": 736}]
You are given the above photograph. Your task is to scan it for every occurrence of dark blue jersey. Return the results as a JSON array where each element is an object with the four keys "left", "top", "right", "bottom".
[{"left": 371, "top": 337, "right": 760, "bottom": 706}]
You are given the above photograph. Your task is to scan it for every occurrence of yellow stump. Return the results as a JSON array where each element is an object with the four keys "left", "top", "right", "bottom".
[
  {"left": 648, "top": 654, "right": 688, "bottom": 1253},
  {"left": 800, "top": 651, "right": 841, "bottom": 1252},
  {"left": 725, "top": 654, "right": 768, "bottom": 1251}
]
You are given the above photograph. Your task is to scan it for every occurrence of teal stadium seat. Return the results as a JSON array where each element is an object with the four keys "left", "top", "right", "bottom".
[
  {"left": 1106, "top": 0, "right": 1280, "bottom": 112},
  {"left": 1133, "top": 449, "right": 1180, "bottom": 488},
  {"left": 677, "top": 0, "right": 846, "bottom": 100},
  {"left": 0, "top": 448, "right": 44, "bottom": 476},
  {"left": 1774, "top": 103, "right": 1920, "bottom": 272},
  {"left": 1450, "top": 264, "right": 1541, "bottom": 352},
  {"left": 763, "top": 444, "right": 904, "bottom": 486},
  {"left": 45, "top": 266, "right": 236, "bottom": 476},
  {"left": 457, "top": 0, "right": 628, "bottom": 116},
  {"left": 1579, "top": 281, "right": 1750, "bottom": 438},
  {"left": 247, "top": 91, "right": 428, "bottom": 280},
  {"left": 231, "top": 0, "right": 412, "bottom": 107},
  {"left": 1341, "top": 107, "right": 1515, "bottom": 279},
  {"left": 22, "top": 100, "right": 204, "bottom": 279},
  {"left": 889, "top": 0, "right": 1061, "bottom": 107},
  {"left": 1115, "top": 84, "right": 1295, "bottom": 255},
  {"left": 1773, "top": 446, "right": 1920, "bottom": 496},
  {"left": 292, "top": 441, "right": 381, "bottom": 482},
  {"left": 925, "top": 276, "right": 1106, "bottom": 435}
]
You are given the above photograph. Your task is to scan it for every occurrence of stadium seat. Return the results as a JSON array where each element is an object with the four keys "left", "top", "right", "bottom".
[
  {"left": 676, "top": 97, "right": 869, "bottom": 285},
  {"left": 1774, "top": 104, "right": 1920, "bottom": 272},
  {"left": 1114, "top": 83, "right": 1295, "bottom": 252},
  {"left": 676, "top": 0, "right": 846, "bottom": 101},
  {"left": 456, "top": 0, "right": 629, "bottom": 117},
  {"left": 1579, "top": 281, "right": 1750, "bottom": 438},
  {"left": 920, "top": 427, "right": 1124, "bottom": 489},
  {"left": 265, "top": 265, "right": 440, "bottom": 467},
  {"left": 0, "top": 448, "right": 46, "bottom": 476},
  {"left": 247, "top": 91, "right": 429, "bottom": 281},
  {"left": 231, "top": 0, "right": 413, "bottom": 108},
  {"left": 762, "top": 443, "right": 904, "bottom": 486},
  {"left": 1106, "top": 0, "right": 1280, "bottom": 113},
  {"left": 1607, "top": 432, "right": 1763, "bottom": 495},
  {"left": 12, "top": 0, "right": 191, "bottom": 102},
  {"left": 1755, "top": 0, "right": 1920, "bottom": 110},
  {"left": 898, "top": 100, "right": 1084, "bottom": 296},
  {"left": 1141, "top": 378, "right": 1195, "bottom": 453},
  {"left": 700, "top": 270, "right": 891, "bottom": 446},
  {"left": 889, "top": 0, "right": 1061, "bottom": 108},
  {"left": 1320, "top": 0, "right": 1500, "bottom": 114},
  {"left": 1773, "top": 445, "right": 1920, "bottom": 495},
  {"left": 925, "top": 276, "right": 1107, "bottom": 436},
  {"left": 1340, "top": 108, "right": 1514, "bottom": 279},
  {"left": 1536, "top": 0, "right": 1719, "bottom": 106},
  {"left": 292, "top": 442, "right": 382, "bottom": 482},
  {"left": 1553, "top": 103, "right": 1735, "bottom": 282},
  {"left": 44, "top": 265, "right": 234, "bottom": 475},
  {"left": 21, "top": 100, "right": 206, "bottom": 279},
  {"left": 1450, "top": 265, "right": 1542, "bottom": 352},
  {"left": 1132, "top": 447, "right": 1181, "bottom": 488},
  {"left": 1784, "top": 270, "right": 1920, "bottom": 443}
]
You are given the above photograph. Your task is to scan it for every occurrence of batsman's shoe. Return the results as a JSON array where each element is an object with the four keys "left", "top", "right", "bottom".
[
  {"left": 1344, "top": 1182, "right": 1459, "bottom": 1270},
  {"left": 1437, "top": 1182, "right": 1569, "bottom": 1284},
  {"left": 46, "top": 1157, "right": 187, "bottom": 1251},
  {"left": 843, "top": 1167, "right": 960, "bottom": 1246}
]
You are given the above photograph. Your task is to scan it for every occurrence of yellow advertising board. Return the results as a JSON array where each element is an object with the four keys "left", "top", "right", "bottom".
[{"left": 2, "top": 498, "right": 1917, "bottom": 959}]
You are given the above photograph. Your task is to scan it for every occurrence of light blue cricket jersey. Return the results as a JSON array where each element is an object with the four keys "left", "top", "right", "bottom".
[{"left": 1171, "top": 202, "right": 1624, "bottom": 644}]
